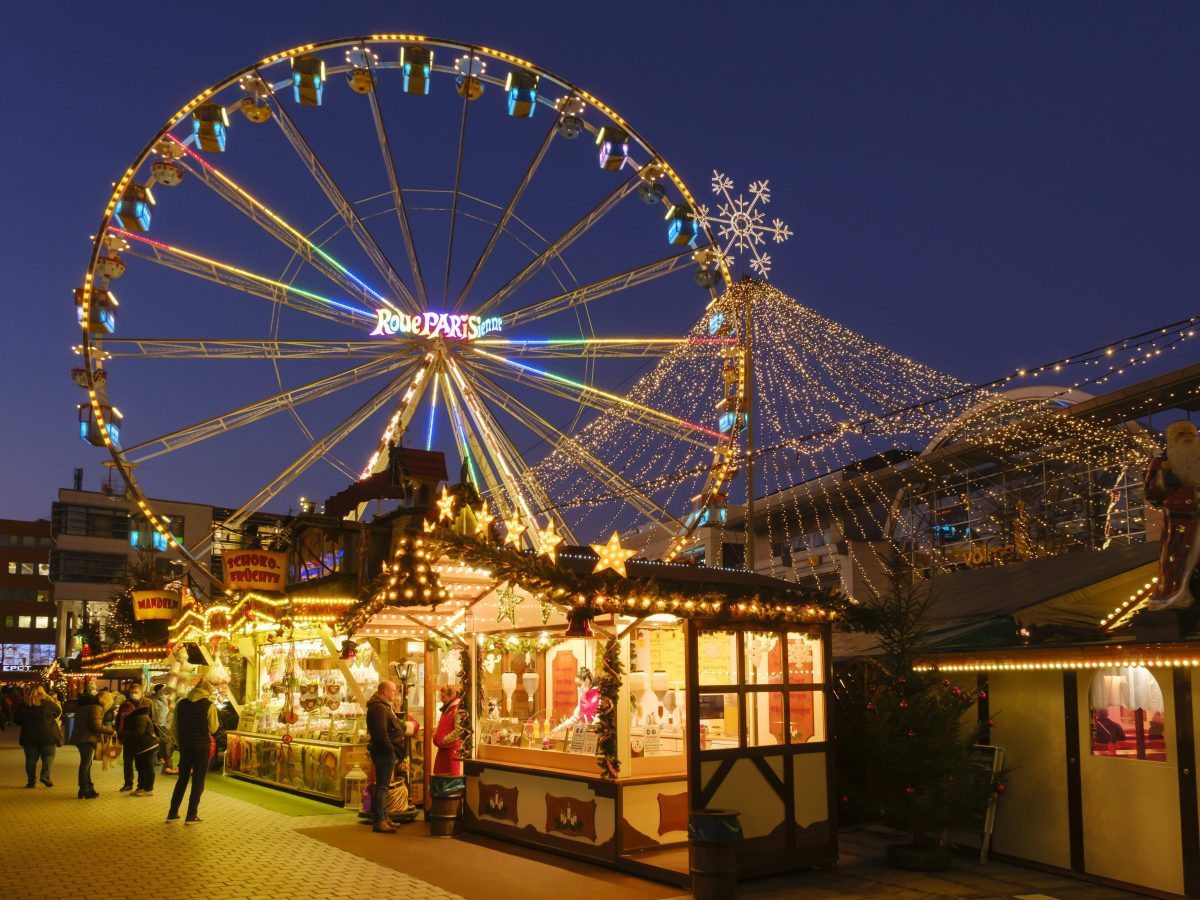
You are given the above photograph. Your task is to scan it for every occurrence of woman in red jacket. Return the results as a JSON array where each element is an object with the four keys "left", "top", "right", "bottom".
[{"left": 431, "top": 685, "right": 463, "bottom": 776}]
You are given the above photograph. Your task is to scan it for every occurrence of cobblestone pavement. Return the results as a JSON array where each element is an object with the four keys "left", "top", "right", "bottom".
[
  {"left": 0, "top": 729, "right": 1144, "bottom": 900},
  {"left": 0, "top": 731, "right": 462, "bottom": 900}
]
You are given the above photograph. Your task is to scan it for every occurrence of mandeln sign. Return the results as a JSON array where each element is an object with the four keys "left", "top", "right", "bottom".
[
  {"left": 369, "top": 310, "right": 503, "bottom": 341},
  {"left": 132, "top": 589, "right": 182, "bottom": 621}
]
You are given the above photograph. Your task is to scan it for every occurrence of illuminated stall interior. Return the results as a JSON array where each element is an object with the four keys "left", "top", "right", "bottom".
[{"left": 371, "top": 531, "right": 838, "bottom": 886}]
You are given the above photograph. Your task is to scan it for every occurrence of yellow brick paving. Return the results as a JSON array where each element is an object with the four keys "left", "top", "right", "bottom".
[{"left": 0, "top": 732, "right": 464, "bottom": 900}]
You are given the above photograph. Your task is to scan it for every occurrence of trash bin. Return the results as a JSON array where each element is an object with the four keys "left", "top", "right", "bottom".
[
  {"left": 429, "top": 776, "right": 466, "bottom": 837},
  {"left": 688, "top": 808, "right": 742, "bottom": 900}
]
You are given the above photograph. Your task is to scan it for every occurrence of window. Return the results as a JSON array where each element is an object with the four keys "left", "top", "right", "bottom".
[
  {"left": 37, "top": 563, "right": 49, "bottom": 576},
  {"left": 34, "top": 616, "right": 50, "bottom": 630},
  {"left": 20, "top": 563, "right": 34, "bottom": 576},
  {"left": 51, "top": 502, "right": 130, "bottom": 540},
  {"left": 17, "top": 616, "right": 32, "bottom": 629},
  {"left": 5, "top": 562, "right": 13, "bottom": 575},
  {"left": 36, "top": 590, "right": 49, "bottom": 603},
  {"left": 3, "top": 616, "right": 13, "bottom": 627},
  {"left": 1088, "top": 667, "right": 1166, "bottom": 762},
  {"left": 49, "top": 550, "right": 128, "bottom": 585},
  {"left": 695, "top": 626, "right": 828, "bottom": 752}
]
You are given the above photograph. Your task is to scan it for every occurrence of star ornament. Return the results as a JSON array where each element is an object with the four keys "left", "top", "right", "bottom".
[
  {"left": 436, "top": 486, "right": 457, "bottom": 522},
  {"left": 422, "top": 518, "right": 437, "bottom": 533},
  {"left": 504, "top": 514, "right": 527, "bottom": 547},
  {"left": 539, "top": 521, "right": 564, "bottom": 563},
  {"left": 591, "top": 531, "right": 637, "bottom": 578},
  {"left": 475, "top": 503, "right": 496, "bottom": 536}
]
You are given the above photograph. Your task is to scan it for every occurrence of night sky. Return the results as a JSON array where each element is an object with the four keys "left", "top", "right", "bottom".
[{"left": 2, "top": 1, "right": 1197, "bottom": 524}]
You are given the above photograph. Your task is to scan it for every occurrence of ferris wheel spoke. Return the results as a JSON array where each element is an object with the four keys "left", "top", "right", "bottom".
[
  {"left": 500, "top": 250, "right": 695, "bottom": 330},
  {"left": 471, "top": 336, "right": 731, "bottom": 359},
  {"left": 221, "top": 363, "right": 426, "bottom": 529},
  {"left": 123, "top": 355, "right": 418, "bottom": 464},
  {"left": 97, "top": 338, "right": 415, "bottom": 360},
  {"left": 354, "top": 356, "right": 439, "bottom": 479},
  {"left": 465, "top": 349, "right": 725, "bottom": 448},
  {"left": 261, "top": 74, "right": 420, "bottom": 315},
  {"left": 168, "top": 141, "right": 397, "bottom": 315},
  {"left": 474, "top": 176, "right": 641, "bottom": 318},
  {"left": 365, "top": 79, "right": 429, "bottom": 306},
  {"left": 440, "top": 367, "right": 517, "bottom": 522},
  {"left": 447, "top": 359, "right": 573, "bottom": 545},
  {"left": 468, "top": 367, "right": 683, "bottom": 532},
  {"left": 114, "top": 229, "right": 374, "bottom": 329},
  {"left": 453, "top": 118, "right": 558, "bottom": 312},
  {"left": 442, "top": 83, "right": 473, "bottom": 305}
]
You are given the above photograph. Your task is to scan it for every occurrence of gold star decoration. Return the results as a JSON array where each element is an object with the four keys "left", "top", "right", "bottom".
[
  {"left": 591, "top": 531, "right": 637, "bottom": 578},
  {"left": 504, "top": 514, "right": 527, "bottom": 547},
  {"left": 539, "top": 597, "right": 556, "bottom": 625},
  {"left": 475, "top": 503, "right": 496, "bottom": 536},
  {"left": 422, "top": 518, "right": 436, "bottom": 533},
  {"left": 436, "top": 486, "right": 457, "bottom": 522},
  {"left": 496, "top": 585, "right": 522, "bottom": 626},
  {"left": 538, "top": 520, "right": 563, "bottom": 563}
]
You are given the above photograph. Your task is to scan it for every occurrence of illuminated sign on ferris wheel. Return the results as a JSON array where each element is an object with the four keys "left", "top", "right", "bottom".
[{"left": 369, "top": 309, "right": 503, "bottom": 341}]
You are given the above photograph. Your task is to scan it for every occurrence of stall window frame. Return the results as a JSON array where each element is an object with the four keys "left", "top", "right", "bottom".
[{"left": 690, "top": 623, "right": 830, "bottom": 759}]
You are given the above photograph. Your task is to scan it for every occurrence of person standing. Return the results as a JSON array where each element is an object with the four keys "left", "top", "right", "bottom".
[
  {"left": 15, "top": 685, "right": 62, "bottom": 788},
  {"left": 117, "top": 683, "right": 152, "bottom": 792},
  {"left": 167, "top": 678, "right": 219, "bottom": 824},
  {"left": 431, "top": 684, "right": 464, "bottom": 776},
  {"left": 123, "top": 689, "right": 160, "bottom": 796},
  {"left": 366, "top": 680, "right": 408, "bottom": 833},
  {"left": 72, "top": 690, "right": 114, "bottom": 799},
  {"left": 150, "top": 685, "right": 176, "bottom": 773}
]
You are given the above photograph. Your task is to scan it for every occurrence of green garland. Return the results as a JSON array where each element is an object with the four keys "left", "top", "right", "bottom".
[
  {"left": 457, "top": 644, "right": 473, "bottom": 758},
  {"left": 595, "top": 636, "right": 623, "bottom": 780},
  {"left": 423, "top": 526, "right": 847, "bottom": 624}
]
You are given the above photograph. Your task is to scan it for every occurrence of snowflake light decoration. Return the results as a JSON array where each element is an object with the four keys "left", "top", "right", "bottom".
[{"left": 697, "top": 171, "right": 793, "bottom": 279}]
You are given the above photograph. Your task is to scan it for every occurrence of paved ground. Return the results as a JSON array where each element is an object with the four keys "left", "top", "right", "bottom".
[{"left": 0, "top": 728, "right": 1143, "bottom": 899}]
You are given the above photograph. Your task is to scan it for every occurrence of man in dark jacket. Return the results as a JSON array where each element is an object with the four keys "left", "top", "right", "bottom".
[
  {"left": 366, "top": 680, "right": 411, "bottom": 833},
  {"left": 167, "top": 679, "right": 219, "bottom": 824},
  {"left": 118, "top": 683, "right": 154, "bottom": 792},
  {"left": 72, "top": 691, "right": 114, "bottom": 798}
]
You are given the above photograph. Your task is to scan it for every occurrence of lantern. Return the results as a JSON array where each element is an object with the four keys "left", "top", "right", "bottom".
[{"left": 344, "top": 763, "right": 367, "bottom": 810}]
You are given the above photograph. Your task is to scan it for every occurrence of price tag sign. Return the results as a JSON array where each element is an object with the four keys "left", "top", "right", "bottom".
[
  {"left": 643, "top": 722, "right": 662, "bottom": 757},
  {"left": 566, "top": 723, "right": 588, "bottom": 754}
]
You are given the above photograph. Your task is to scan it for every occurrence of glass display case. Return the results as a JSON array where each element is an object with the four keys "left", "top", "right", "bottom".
[{"left": 225, "top": 635, "right": 377, "bottom": 801}]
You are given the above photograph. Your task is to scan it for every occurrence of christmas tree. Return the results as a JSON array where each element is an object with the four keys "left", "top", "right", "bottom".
[
  {"left": 103, "top": 550, "right": 172, "bottom": 648},
  {"left": 836, "top": 562, "right": 1000, "bottom": 866}
]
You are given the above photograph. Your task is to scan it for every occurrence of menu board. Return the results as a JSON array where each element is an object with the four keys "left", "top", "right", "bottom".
[
  {"left": 647, "top": 628, "right": 686, "bottom": 685},
  {"left": 551, "top": 649, "right": 579, "bottom": 721}
]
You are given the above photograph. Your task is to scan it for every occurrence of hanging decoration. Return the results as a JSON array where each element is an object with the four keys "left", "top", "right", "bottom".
[
  {"left": 436, "top": 486, "right": 457, "bottom": 522},
  {"left": 341, "top": 534, "right": 448, "bottom": 634},
  {"left": 475, "top": 503, "right": 496, "bottom": 536},
  {"left": 495, "top": 585, "right": 523, "bottom": 627},
  {"left": 503, "top": 514, "right": 526, "bottom": 547},
  {"left": 594, "top": 636, "right": 623, "bottom": 779},
  {"left": 697, "top": 171, "right": 792, "bottom": 279},
  {"left": 590, "top": 531, "right": 638, "bottom": 578},
  {"left": 539, "top": 597, "right": 556, "bottom": 626},
  {"left": 538, "top": 520, "right": 563, "bottom": 563},
  {"left": 423, "top": 525, "right": 845, "bottom": 623}
]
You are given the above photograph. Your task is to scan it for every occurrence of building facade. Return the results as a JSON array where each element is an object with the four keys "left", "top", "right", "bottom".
[{"left": 0, "top": 518, "right": 55, "bottom": 673}]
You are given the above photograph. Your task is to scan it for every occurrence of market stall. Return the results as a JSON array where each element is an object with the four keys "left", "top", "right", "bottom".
[{"left": 354, "top": 525, "right": 842, "bottom": 885}]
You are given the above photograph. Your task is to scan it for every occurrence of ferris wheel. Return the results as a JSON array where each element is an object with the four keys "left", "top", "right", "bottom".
[{"left": 74, "top": 35, "right": 744, "bottom": 582}]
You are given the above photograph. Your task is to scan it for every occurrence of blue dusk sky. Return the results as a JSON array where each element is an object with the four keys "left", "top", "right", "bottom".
[{"left": 0, "top": 1, "right": 1196, "bottom": 524}]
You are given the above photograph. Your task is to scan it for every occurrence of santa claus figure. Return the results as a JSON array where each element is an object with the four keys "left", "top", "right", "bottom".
[{"left": 1145, "top": 420, "right": 1200, "bottom": 611}]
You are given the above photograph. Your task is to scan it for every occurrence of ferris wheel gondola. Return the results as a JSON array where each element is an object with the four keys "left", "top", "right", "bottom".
[{"left": 74, "top": 35, "right": 746, "bottom": 589}]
